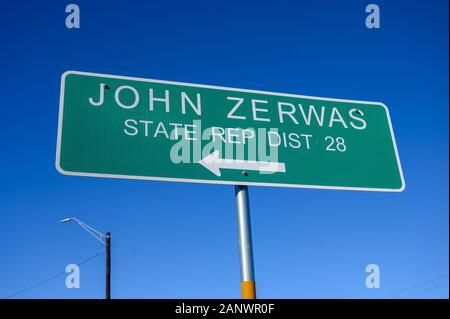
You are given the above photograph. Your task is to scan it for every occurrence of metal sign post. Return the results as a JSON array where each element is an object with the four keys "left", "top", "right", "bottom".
[{"left": 235, "top": 185, "right": 256, "bottom": 299}]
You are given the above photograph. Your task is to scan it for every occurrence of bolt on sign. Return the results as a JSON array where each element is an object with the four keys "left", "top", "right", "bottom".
[{"left": 56, "top": 71, "right": 405, "bottom": 192}]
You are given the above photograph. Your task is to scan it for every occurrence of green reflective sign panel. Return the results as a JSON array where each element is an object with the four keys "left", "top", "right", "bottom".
[{"left": 56, "top": 71, "right": 405, "bottom": 192}]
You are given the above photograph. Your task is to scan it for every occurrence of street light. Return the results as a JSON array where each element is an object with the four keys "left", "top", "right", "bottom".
[{"left": 61, "top": 217, "right": 111, "bottom": 299}]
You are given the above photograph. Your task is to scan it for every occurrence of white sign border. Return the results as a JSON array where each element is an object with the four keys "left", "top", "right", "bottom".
[{"left": 56, "top": 70, "right": 406, "bottom": 192}]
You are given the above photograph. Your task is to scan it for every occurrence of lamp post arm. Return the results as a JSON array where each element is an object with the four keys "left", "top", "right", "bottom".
[{"left": 71, "top": 218, "right": 105, "bottom": 245}]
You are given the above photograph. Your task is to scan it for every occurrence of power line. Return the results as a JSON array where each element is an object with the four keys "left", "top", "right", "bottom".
[
  {"left": 382, "top": 258, "right": 448, "bottom": 289},
  {"left": 384, "top": 273, "right": 448, "bottom": 298},
  {"left": 376, "top": 258, "right": 448, "bottom": 297},
  {"left": 3, "top": 251, "right": 105, "bottom": 299},
  {"left": 402, "top": 282, "right": 449, "bottom": 298}
]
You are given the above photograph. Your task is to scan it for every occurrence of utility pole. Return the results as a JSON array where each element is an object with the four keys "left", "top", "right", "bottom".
[
  {"left": 106, "top": 232, "right": 111, "bottom": 299},
  {"left": 61, "top": 217, "right": 111, "bottom": 299}
]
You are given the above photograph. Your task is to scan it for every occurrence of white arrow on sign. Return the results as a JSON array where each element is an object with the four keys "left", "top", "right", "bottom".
[{"left": 198, "top": 151, "right": 286, "bottom": 177}]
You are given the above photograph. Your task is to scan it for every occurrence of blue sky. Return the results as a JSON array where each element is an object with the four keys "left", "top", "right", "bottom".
[{"left": 0, "top": 0, "right": 448, "bottom": 298}]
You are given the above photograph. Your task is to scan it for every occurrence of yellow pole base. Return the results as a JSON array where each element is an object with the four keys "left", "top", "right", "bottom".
[{"left": 241, "top": 281, "right": 256, "bottom": 299}]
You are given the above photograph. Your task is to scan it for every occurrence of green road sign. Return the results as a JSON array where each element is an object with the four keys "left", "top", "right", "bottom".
[{"left": 56, "top": 71, "right": 405, "bottom": 192}]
